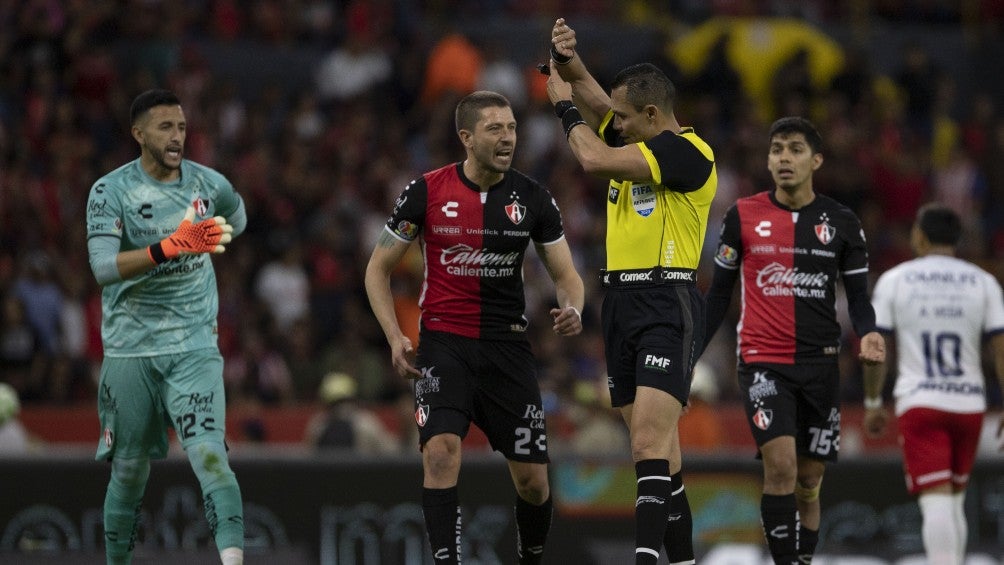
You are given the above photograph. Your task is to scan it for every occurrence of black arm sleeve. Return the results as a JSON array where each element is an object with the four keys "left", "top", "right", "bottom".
[
  {"left": 701, "top": 263, "right": 739, "bottom": 357},
  {"left": 844, "top": 272, "right": 877, "bottom": 337}
]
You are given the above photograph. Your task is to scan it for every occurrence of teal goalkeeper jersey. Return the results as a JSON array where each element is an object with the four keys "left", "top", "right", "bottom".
[{"left": 86, "top": 159, "right": 243, "bottom": 357}]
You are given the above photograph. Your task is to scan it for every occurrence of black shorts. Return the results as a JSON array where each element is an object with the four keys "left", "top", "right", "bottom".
[
  {"left": 737, "top": 361, "right": 841, "bottom": 462},
  {"left": 413, "top": 330, "right": 548, "bottom": 463},
  {"left": 601, "top": 284, "right": 705, "bottom": 408}
]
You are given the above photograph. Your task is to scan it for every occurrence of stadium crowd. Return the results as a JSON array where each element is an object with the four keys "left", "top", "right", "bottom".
[{"left": 2, "top": 0, "right": 1004, "bottom": 450}]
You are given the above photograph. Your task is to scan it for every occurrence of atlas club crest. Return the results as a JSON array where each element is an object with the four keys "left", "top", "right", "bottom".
[
  {"left": 815, "top": 213, "right": 835, "bottom": 245},
  {"left": 505, "top": 200, "right": 526, "bottom": 225}
]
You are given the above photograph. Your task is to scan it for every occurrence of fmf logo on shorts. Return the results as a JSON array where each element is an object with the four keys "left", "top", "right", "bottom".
[
  {"left": 752, "top": 408, "right": 773, "bottom": 430},
  {"left": 644, "top": 354, "right": 671, "bottom": 372}
]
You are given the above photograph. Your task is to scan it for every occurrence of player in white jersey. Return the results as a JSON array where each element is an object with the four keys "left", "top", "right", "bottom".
[{"left": 863, "top": 203, "right": 1004, "bottom": 565}]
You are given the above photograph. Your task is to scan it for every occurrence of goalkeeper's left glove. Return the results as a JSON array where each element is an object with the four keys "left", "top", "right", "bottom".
[{"left": 147, "top": 206, "right": 233, "bottom": 264}]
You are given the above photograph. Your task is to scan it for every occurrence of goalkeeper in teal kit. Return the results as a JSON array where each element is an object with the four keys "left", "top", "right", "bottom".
[{"left": 86, "top": 89, "right": 247, "bottom": 565}]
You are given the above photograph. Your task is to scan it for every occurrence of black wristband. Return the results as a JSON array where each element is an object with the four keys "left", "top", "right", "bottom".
[
  {"left": 553, "top": 100, "right": 574, "bottom": 118},
  {"left": 560, "top": 106, "right": 586, "bottom": 138},
  {"left": 550, "top": 44, "right": 573, "bottom": 65},
  {"left": 148, "top": 241, "right": 167, "bottom": 265}
]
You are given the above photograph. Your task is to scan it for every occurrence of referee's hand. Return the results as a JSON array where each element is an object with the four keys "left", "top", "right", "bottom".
[{"left": 551, "top": 306, "right": 582, "bottom": 336}]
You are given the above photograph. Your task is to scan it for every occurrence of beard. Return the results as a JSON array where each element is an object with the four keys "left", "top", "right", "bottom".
[{"left": 147, "top": 144, "right": 182, "bottom": 171}]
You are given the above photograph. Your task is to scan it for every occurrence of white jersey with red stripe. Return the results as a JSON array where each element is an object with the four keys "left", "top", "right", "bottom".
[{"left": 871, "top": 254, "right": 1004, "bottom": 415}]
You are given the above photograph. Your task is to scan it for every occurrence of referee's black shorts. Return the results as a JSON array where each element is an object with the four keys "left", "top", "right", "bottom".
[{"left": 601, "top": 283, "right": 705, "bottom": 408}]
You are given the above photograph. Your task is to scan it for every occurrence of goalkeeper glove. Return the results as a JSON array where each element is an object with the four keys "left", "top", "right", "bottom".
[{"left": 147, "top": 206, "right": 234, "bottom": 264}]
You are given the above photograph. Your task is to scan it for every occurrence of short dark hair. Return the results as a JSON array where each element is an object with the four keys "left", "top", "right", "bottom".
[
  {"left": 768, "top": 116, "right": 823, "bottom": 154},
  {"left": 610, "top": 63, "right": 675, "bottom": 112},
  {"left": 455, "top": 90, "right": 511, "bottom": 132},
  {"left": 130, "top": 89, "right": 181, "bottom": 125},
  {"left": 916, "top": 203, "right": 962, "bottom": 246}
]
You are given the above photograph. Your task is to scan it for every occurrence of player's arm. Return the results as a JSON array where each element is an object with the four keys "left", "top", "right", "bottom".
[
  {"left": 702, "top": 263, "right": 739, "bottom": 358},
  {"left": 221, "top": 194, "right": 248, "bottom": 238},
  {"left": 545, "top": 69, "right": 654, "bottom": 182},
  {"left": 862, "top": 332, "right": 894, "bottom": 437},
  {"left": 701, "top": 206, "right": 742, "bottom": 358},
  {"left": 548, "top": 18, "right": 610, "bottom": 128},
  {"left": 87, "top": 206, "right": 233, "bottom": 285},
  {"left": 843, "top": 272, "right": 886, "bottom": 364},
  {"left": 535, "top": 238, "right": 584, "bottom": 337},
  {"left": 364, "top": 229, "right": 421, "bottom": 379}
]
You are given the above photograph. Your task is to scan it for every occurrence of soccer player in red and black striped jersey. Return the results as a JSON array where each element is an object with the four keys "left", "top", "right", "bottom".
[
  {"left": 704, "top": 117, "right": 886, "bottom": 565},
  {"left": 365, "top": 91, "right": 584, "bottom": 565}
]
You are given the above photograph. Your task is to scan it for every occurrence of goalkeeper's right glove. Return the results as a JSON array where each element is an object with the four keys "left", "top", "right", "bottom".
[{"left": 147, "top": 206, "right": 234, "bottom": 264}]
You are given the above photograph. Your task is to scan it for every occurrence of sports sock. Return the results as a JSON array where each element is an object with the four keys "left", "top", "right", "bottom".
[
  {"left": 663, "top": 471, "right": 695, "bottom": 565},
  {"left": 103, "top": 458, "right": 150, "bottom": 564},
  {"left": 919, "top": 492, "right": 959, "bottom": 564},
  {"left": 952, "top": 491, "right": 967, "bottom": 564},
  {"left": 635, "top": 459, "right": 672, "bottom": 565},
  {"left": 423, "top": 486, "right": 461, "bottom": 564},
  {"left": 515, "top": 495, "right": 552, "bottom": 564},
  {"left": 220, "top": 547, "right": 243, "bottom": 564},
  {"left": 797, "top": 525, "right": 818, "bottom": 564},
  {"left": 188, "top": 442, "right": 244, "bottom": 552},
  {"left": 761, "top": 493, "right": 798, "bottom": 565}
]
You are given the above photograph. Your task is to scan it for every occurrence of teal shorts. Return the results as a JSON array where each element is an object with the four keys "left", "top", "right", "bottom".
[{"left": 95, "top": 349, "right": 227, "bottom": 461}]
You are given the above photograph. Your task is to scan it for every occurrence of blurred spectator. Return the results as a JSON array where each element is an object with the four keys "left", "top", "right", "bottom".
[
  {"left": 563, "top": 379, "right": 629, "bottom": 457},
  {"left": 895, "top": 42, "right": 938, "bottom": 137},
  {"left": 315, "top": 297, "right": 391, "bottom": 402},
  {"left": 254, "top": 240, "right": 310, "bottom": 332},
  {"left": 304, "top": 371, "right": 399, "bottom": 454},
  {"left": 314, "top": 1, "right": 392, "bottom": 102},
  {"left": 476, "top": 42, "right": 527, "bottom": 112},
  {"left": 12, "top": 251, "right": 63, "bottom": 356},
  {"left": 49, "top": 276, "right": 94, "bottom": 403},
  {"left": 932, "top": 141, "right": 987, "bottom": 256},
  {"left": 418, "top": 32, "right": 483, "bottom": 107},
  {"left": 678, "top": 361, "right": 725, "bottom": 452},
  {"left": 0, "top": 382, "right": 32, "bottom": 454},
  {"left": 224, "top": 329, "right": 294, "bottom": 406},
  {"left": 0, "top": 294, "right": 44, "bottom": 402}
]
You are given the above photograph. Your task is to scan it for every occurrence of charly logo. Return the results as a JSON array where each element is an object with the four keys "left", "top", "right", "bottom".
[{"left": 755, "top": 220, "right": 772, "bottom": 237}]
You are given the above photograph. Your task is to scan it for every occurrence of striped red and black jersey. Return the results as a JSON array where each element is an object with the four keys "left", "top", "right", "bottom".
[
  {"left": 385, "top": 162, "right": 565, "bottom": 340},
  {"left": 713, "top": 191, "right": 870, "bottom": 364}
]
